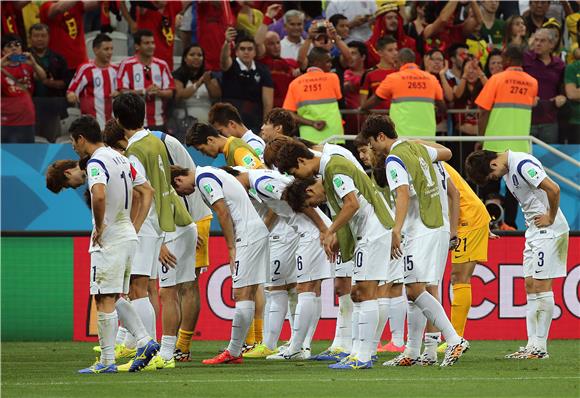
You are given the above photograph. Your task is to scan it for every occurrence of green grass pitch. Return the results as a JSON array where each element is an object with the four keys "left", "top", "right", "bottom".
[{"left": 2, "top": 340, "right": 579, "bottom": 398}]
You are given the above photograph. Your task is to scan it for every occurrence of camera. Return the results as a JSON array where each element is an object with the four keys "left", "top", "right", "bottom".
[
  {"left": 315, "top": 21, "right": 327, "bottom": 33},
  {"left": 9, "top": 54, "right": 27, "bottom": 63}
]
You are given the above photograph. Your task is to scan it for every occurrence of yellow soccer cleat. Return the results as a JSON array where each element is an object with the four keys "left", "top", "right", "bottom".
[
  {"left": 116, "top": 345, "right": 137, "bottom": 359},
  {"left": 117, "top": 359, "right": 157, "bottom": 372},
  {"left": 242, "top": 343, "right": 276, "bottom": 358},
  {"left": 151, "top": 355, "right": 176, "bottom": 369},
  {"left": 437, "top": 342, "right": 448, "bottom": 354}
]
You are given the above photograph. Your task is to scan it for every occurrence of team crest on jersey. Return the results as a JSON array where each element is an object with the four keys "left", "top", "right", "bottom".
[
  {"left": 242, "top": 154, "right": 256, "bottom": 168},
  {"left": 333, "top": 176, "right": 344, "bottom": 188},
  {"left": 419, "top": 158, "right": 434, "bottom": 187},
  {"left": 203, "top": 183, "right": 213, "bottom": 194},
  {"left": 527, "top": 168, "right": 538, "bottom": 178}
]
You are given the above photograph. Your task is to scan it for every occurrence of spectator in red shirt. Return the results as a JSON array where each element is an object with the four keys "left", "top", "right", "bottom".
[
  {"left": 360, "top": 35, "right": 398, "bottom": 111},
  {"left": 39, "top": 1, "right": 98, "bottom": 77},
  {"left": 1, "top": 35, "right": 47, "bottom": 143},
  {"left": 343, "top": 41, "right": 367, "bottom": 134},
  {"left": 196, "top": 1, "right": 236, "bottom": 71}
]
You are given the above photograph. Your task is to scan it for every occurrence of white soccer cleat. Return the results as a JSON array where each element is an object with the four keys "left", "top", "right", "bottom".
[
  {"left": 382, "top": 353, "right": 420, "bottom": 367},
  {"left": 440, "top": 338, "right": 470, "bottom": 367},
  {"left": 418, "top": 352, "right": 438, "bottom": 366}
]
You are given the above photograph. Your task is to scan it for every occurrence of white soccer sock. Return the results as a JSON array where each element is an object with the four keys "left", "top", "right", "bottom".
[
  {"left": 288, "top": 292, "right": 316, "bottom": 354},
  {"left": 116, "top": 326, "right": 128, "bottom": 345},
  {"left": 526, "top": 293, "right": 538, "bottom": 349},
  {"left": 264, "top": 290, "right": 288, "bottom": 350},
  {"left": 373, "top": 298, "right": 390, "bottom": 355},
  {"left": 303, "top": 295, "right": 322, "bottom": 350},
  {"left": 132, "top": 297, "right": 157, "bottom": 342},
  {"left": 263, "top": 289, "right": 271, "bottom": 342},
  {"left": 405, "top": 300, "right": 427, "bottom": 358},
  {"left": 227, "top": 300, "right": 255, "bottom": 357},
  {"left": 389, "top": 295, "right": 407, "bottom": 347},
  {"left": 415, "top": 291, "right": 461, "bottom": 347},
  {"left": 331, "top": 294, "right": 353, "bottom": 351},
  {"left": 423, "top": 332, "right": 441, "bottom": 360},
  {"left": 97, "top": 311, "right": 118, "bottom": 366},
  {"left": 160, "top": 335, "right": 177, "bottom": 361},
  {"left": 115, "top": 297, "right": 148, "bottom": 348},
  {"left": 358, "top": 300, "right": 379, "bottom": 363},
  {"left": 535, "top": 291, "right": 554, "bottom": 351},
  {"left": 351, "top": 302, "right": 361, "bottom": 356},
  {"left": 287, "top": 287, "right": 298, "bottom": 336}
]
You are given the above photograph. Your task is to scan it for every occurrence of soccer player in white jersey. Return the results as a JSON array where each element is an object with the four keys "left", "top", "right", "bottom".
[
  {"left": 64, "top": 116, "right": 159, "bottom": 373},
  {"left": 209, "top": 102, "right": 266, "bottom": 160},
  {"left": 465, "top": 150, "right": 569, "bottom": 359},
  {"left": 171, "top": 165, "right": 270, "bottom": 365},
  {"left": 361, "top": 114, "right": 469, "bottom": 367}
]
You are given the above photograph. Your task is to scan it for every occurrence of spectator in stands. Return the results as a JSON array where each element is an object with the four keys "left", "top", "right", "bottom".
[
  {"left": 446, "top": 43, "right": 470, "bottom": 86},
  {"left": 524, "top": 28, "right": 567, "bottom": 143},
  {"left": 173, "top": 43, "right": 221, "bottom": 124},
  {"left": 236, "top": 1, "right": 264, "bottom": 37},
  {"left": 564, "top": 57, "right": 580, "bottom": 143},
  {"left": 325, "top": 0, "right": 376, "bottom": 43},
  {"left": 220, "top": 28, "right": 274, "bottom": 133},
  {"left": 117, "top": 29, "right": 175, "bottom": 131},
  {"left": 297, "top": 19, "right": 353, "bottom": 73},
  {"left": 39, "top": 1, "right": 98, "bottom": 77},
  {"left": 484, "top": 48, "right": 505, "bottom": 76},
  {"left": 343, "top": 41, "right": 366, "bottom": 133},
  {"left": 283, "top": 47, "right": 343, "bottom": 144},
  {"left": 505, "top": 15, "right": 529, "bottom": 48},
  {"left": 360, "top": 36, "right": 398, "bottom": 111},
  {"left": 1, "top": 34, "right": 47, "bottom": 143},
  {"left": 424, "top": 48, "right": 453, "bottom": 132},
  {"left": 328, "top": 13, "right": 350, "bottom": 44},
  {"left": 479, "top": 0, "right": 505, "bottom": 48},
  {"left": 1, "top": 2, "right": 25, "bottom": 38},
  {"left": 29, "top": 23, "right": 68, "bottom": 142},
  {"left": 67, "top": 34, "right": 118, "bottom": 130},
  {"left": 524, "top": 0, "right": 550, "bottom": 36},
  {"left": 453, "top": 56, "right": 487, "bottom": 138},
  {"left": 543, "top": 18, "right": 565, "bottom": 58},
  {"left": 195, "top": 1, "right": 236, "bottom": 71},
  {"left": 404, "top": 1, "right": 427, "bottom": 41},
  {"left": 280, "top": 10, "right": 305, "bottom": 60}
]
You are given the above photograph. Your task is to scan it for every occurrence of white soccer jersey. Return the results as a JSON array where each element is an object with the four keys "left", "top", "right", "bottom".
[
  {"left": 87, "top": 146, "right": 146, "bottom": 251},
  {"left": 504, "top": 151, "right": 569, "bottom": 239},
  {"left": 196, "top": 166, "right": 268, "bottom": 245},
  {"left": 321, "top": 143, "right": 365, "bottom": 172},
  {"left": 385, "top": 140, "right": 441, "bottom": 239},
  {"left": 434, "top": 161, "right": 451, "bottom": 233},
  {"left": 242, "top": 130, "right": 266, "bottom": 161}
]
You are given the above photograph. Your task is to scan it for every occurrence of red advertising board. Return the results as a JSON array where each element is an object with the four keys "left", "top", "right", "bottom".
[{"left": 73, "top": 236, "right": 580, "bottom": 342}]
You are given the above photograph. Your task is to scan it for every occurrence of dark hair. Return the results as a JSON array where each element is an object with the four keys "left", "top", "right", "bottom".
[
  {"left": 170, "top": 165, "right": 190, "bottom": 189},
  {"left": 113, "top": 92, "right": 145, "bottom": 130},
  {"left": 360, "top": 114, "right": 398, "bottom": 140},
  {"left": 354, "top": 134, "right": 370, "bottom": 149},
  {"left": 221, "top": 166, "right": 241, "bottom": 177},
  {"left": 185, "top": 122, "right": 220, "bottom": 146},
  {"left": 78, "top": 156, "right": 89, "bottom": 171},
  {"left": 103, "top": 118, "right": 125, "bottom": 148},
  {"left": 45, "top": 159, "right": 79, "bottom": 193},
  {"left": 234, "top": 35, "right": 256, "bottom": 50},
  {"left": 448, "top": 43, "right": 469, "bottom": 59},
  {"left": 283, "top": 177, "right": 318, "bottom": 212},
  {"left": 264, "top": 135, "right": 298, "bottom": 168},
  {"left": 503, "top": 44, "right": 524, "bottom": 66},
  {"left": 29, "top": 23, "right": 49, "bottom": 35},
  {"left": 133, "top": 29, "right": 154, "bottom": 45},
  {"left": 347, "top": 40, "right": 368, "bottom": 59},
  {"left": 484, "top": 48, "right": 503, "bottom": 76},
  {"left": 275, "top": 141, "right": 314, "bottom": 174},
  {"left": 69, "top": 115, "right": 103, "bottom": 143},
  {"left": 1, "top": 34, "right": 22, "bottom": 50},
  {"left": 464, "top": 150, "right": 499, "bottom": 186},
  {"left": 329, "top": 13, "right": 348, "bottom": 28},
  {"left": 398, "top": 48, "right": 416, "bottom": 64},
  {"left": 376, "top": 35, "right": 397, "bottom": 51},
  {"left": 426, "top": 48, "right": 444, "bottom": 59},
  {"left": 92, "top": 33, "right": 112, "bottom": 49},
  {"left": 505, "top": 15, "right": 527, "bottom": 45},
  {"left": 208, "top": 102, "right": 244, "bottom": 126},
  {"left": 264, "top": 108, "right": 296, "bottom": 135},
  {"left": 179, "top": 43, "right": 205, "bottom": 82},
  {"left": 307, "top": 47, "right": 330, "bottom": 67}
]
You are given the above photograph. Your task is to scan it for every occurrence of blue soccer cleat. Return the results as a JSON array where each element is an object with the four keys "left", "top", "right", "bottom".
[
  {"left": 329, "top": 357, "right": 373, "bottom": 370},
  {"left": 311, "top": 348, "right": 349, "bottom": 361},
  {"left": 78, "top": 360, "right": 118, "bottom": 374},
  {"left": 129, "top": 339, "right": 160, "bottom": 372}
]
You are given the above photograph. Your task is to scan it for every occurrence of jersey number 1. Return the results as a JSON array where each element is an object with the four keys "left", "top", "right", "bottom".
[{"left": 120, "top": 171, "right": 129, "bottom": 209}]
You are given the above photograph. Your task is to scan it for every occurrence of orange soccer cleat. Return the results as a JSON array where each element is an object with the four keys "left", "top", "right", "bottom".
[{"left": 202, "top": 350, "right": 243, "bottom": 365}]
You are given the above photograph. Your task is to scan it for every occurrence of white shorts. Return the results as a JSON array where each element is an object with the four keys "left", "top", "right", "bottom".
[
  {"left": 352, "top": 232, "right": 391, "bottom": 282},
  {"left": 158, "top": 226, "right": 197, "bottom": 288},
  {"left": 387, "top": 255, "right": 404, "bottom": 284},
  {"left": 429, "top": 230, "right": 450, "bottom": 286},
  {"left": 296, "top": 236, "right": 333, "bottom": 283},
  {"left": 90, "top": 240, "right": 138, "bottom": 295},
  {"left": 267, "top": 233, "right": 299, "bottom": 287},
  {"left": 403, "top": 230, "right": 442, "bottom": 284},
  {"left": 523, "top": 233, "right": 569, "bottom": 280},
  {"left": 233, "top": 236, "right": 269, "bottom": 288},
  {"left": 335, "top": 252, "right": 353, "bottom": 278},
  {"left": 132, "top": 235, "right": 163, "bottom": 279}
]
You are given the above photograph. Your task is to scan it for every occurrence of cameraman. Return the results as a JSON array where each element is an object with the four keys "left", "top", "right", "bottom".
[{"left": 297, "top": 19, "right": 353, "bottom": 73}]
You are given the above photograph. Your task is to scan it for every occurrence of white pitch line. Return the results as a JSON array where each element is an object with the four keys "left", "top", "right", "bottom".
[{"left": 3, "top": 376, "right": 580, "bottom": 387}]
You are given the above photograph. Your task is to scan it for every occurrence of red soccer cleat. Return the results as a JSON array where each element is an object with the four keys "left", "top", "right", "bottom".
[
  {"left": 202, "top": 350, "right": 243, "bottom": 365},
  {"left": 378, "top": 341, "right": 405, "bottom": 353}
]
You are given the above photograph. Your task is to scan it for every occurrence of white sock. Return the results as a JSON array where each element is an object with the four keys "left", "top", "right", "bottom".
[
  {"left": 263, "top": 289, "right": 271, "bottom": 342},
  {"left": 264, "top": 290, "right": 288, "bottom": 350},
  {"left": 351, "top": 302, "right": 361, "bottom": 356},
  {"left": 405, "top": 301, "right": 426, "bottom": 358},
  {"left": 303, "top": 295, "right": 321, "bottom": 351},
  {"left": 358, "top": 300, "right": 379, "bottom": 362},
  {"left": 116, "top": 297, "right": 148, "bottom": 348},
  {"left": 227, "top": 300, "right": 255, "bottom": 357},
  {"left": 423, "top": 332, "right": 441, "bottom": 360},
  {"left": 288, "top": 292, "right": 316, "bottom": 354},
  {"left": 373, "top": 298, "right": 390, "bottom": 354},
  {"left": 160, "top": 335, "right": 177, "bottom": 361},
  {"left": 415, "top": 292, "right": 461, "bottom": 347},
  {"left": 97, "top": 311, "right": 118, "bottom": 366},
  {"left": 116, "top": 326, "right": 128, "bottom": 345},
  {"left": 389, "top": 295, "right": 407, "bottom": 347},
  {"left": 132, "top": 297, "right": 156, "bottom": 341},
  {"left": 287, "top": 288, "right": 298, "bottom": 339},
  {"left": 535, "top": 291, "right": 554, "bottom": 351},
  {"left": 526, "top": 293, "right": 538, "bottom": 349},
  {"left": 331, "top": 294, "right": 353, "bottom": 351}
]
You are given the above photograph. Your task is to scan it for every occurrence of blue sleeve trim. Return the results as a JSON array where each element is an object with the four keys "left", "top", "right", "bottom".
[
  {"left": 385, "top": 155, "right": 407, "bottom": 171},
  {"left": 196, "top": 172, "right": 223, "bottom": 188},
  {"left": 86, "top": 159, "right": 110, "bottom": 182},
  {"left": 516, "top": 159, "right": 542, "bottom": 183},
  {"left": 254, "top": 175, "right": 274, "bottom": 196}
]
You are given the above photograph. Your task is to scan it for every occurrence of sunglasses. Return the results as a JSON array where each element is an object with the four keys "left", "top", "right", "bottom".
[{"left": 144, "top": 65, "right": 151, "bottom": 80}]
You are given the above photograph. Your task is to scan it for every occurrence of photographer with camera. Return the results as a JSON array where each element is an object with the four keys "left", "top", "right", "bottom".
[
  {"left": 1, "top": 34, "right": 47, "bottom": 143},
  {"left": 296, "top": 19, "right": 353, "bottom": 72}
]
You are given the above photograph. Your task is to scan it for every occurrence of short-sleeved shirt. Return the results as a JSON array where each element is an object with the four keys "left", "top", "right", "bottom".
[
  {"left": 258, "top": 55, "right": 299, "bottom": 108},
  {"left": 223, "top": 136, "right": 264, "bottom": 169},
  {"left": 475, "top": 66, "right": 538, "bottom": 153},
  {"left": 359, "top": 66, "right": 397, "bottom": 109},
  {"left": 221, "top": 58, "right": 274, "bottom": 104},
  {"left": 195, "top": 166, "right": 268, "bottom": 245},
  {"left": 564, "top": 61, "right": 580, "bottom": 125},
  {"left": 375, "top": 63, "right": 443, "bottom": 137},
  {"left": 480, "top": 19, "right": 506, "bottom": 48},
  {"left": 1, "top": 63, "right": 35, "bottom": 126},
  {"left": 39, "top": 1, "right": 87, "bottom": 70},
  {"left": 87, "top": 146, "right": 145, "bottom": 251},
  {"left": 241, "top": 129, "right": 266, "bottom": 160},
  {"left": 385, "top": 140, "right": 439, "bottom": 239},
  {"left": 321, "top": 143, "right": 365, "bottom": 172},
  {"left": 504, "top": 151, "right": 569, "bottom": 239},
  {"left": 283, "top": 67, "right": 344, "bottom": 143}
]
